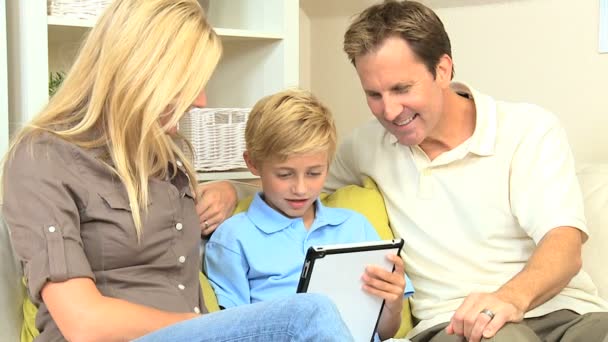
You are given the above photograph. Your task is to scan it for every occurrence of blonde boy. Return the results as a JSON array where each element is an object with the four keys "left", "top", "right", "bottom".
[{"left": 205, "top": 89, "right": 413, "bottom": 340}]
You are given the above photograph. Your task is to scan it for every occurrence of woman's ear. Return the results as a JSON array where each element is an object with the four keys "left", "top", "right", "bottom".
[{"left": 243, "top": 151, "right": 260, "bottom": 176}]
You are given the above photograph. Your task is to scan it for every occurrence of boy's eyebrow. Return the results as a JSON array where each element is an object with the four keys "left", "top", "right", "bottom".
[{"left": 274, "top": 164, "right": 327, "bottom": 170}]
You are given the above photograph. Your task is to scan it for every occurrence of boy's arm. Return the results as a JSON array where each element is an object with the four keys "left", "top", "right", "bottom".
[{"left": 204, "top": 228, "right": 251, "bottom": 308}]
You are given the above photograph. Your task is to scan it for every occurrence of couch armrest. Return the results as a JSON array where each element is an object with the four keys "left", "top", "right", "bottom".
[{"left": 577, "top": 164, "right": 608, "bottom": 301}]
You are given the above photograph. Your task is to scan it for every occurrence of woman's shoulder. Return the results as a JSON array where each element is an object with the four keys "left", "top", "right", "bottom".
[
  {"left": 13, "top": 130, "right": 87, "bottom": 158},
  {"left": 6, "top": 130, "right": 110, "bottom": 186}
]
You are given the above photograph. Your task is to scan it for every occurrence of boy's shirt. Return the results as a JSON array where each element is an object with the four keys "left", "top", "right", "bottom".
[{"left": 204, "top": 192, "right": 415, "bottom": 309}]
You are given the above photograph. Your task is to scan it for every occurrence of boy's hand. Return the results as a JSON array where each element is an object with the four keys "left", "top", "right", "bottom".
[{"left": 361, "top": 253, "right": 406, "bottom": 313}]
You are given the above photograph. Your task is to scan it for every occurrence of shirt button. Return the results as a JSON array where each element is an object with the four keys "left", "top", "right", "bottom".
[
  {"left": 48, "top": 226, "right": 56, "bottom": 233},
  {"left": 175, "top": 223, "right": 183, "bottom": 231},
  {"left": 194, "top": 306, "right": 200, "bottom": 314},
  {"left": 422, "top": 168, "right": 432, "bottom": 176},
  {"left": 178, "top": 256, "right": 186, "bottom": 263},
  {"left": 178, "top": 284, "right": 185, "bottom": 290}
]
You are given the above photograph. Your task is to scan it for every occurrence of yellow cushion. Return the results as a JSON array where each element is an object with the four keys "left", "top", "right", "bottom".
[
  {"left": 21, "top": 278, "right": 38, "bottom": 342},
  {"left": 21, "top": 177, "right": 412, "bottom": 340},
  {"left": 200, "top": 271, "right": 220, "bottom": 312},
  {"left": 233, "top": 177, "right": 413, "bottom": 338}
]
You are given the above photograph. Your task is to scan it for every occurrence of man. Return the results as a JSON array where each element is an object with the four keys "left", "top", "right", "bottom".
[{"left": 324, "top": 1, "right": 608, "bottom": 341}]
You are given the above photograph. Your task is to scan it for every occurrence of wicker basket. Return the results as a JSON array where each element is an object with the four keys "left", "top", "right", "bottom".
[
  {"left": 47, "top": 0, "right": 112, "bottom": 20},
  {"left": 180, "top": 108, "right": 250, "bottom": 171}
]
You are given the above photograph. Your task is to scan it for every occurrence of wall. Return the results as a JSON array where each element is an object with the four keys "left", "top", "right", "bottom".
[{"left": 300, "top": 0, "right": 608, "bottom": 163}]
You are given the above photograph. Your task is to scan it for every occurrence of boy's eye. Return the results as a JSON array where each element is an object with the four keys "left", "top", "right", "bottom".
[
  {"left": 307, "top": 172, "right": 322, "bottom": 177},
  {"left": 277, "top": 173, "right": 292, "bottom": 178}
]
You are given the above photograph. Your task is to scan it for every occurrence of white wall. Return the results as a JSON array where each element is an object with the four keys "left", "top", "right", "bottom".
[{"left": 301, "top": 0, "right": 608, "bottom": 163}]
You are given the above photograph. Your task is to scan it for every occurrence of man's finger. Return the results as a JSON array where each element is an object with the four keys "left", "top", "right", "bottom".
[{"left": 482, "top": 312, "right": 507, "bottom": 339}]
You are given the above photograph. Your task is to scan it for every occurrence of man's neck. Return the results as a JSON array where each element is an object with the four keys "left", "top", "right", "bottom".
[{"left": 418, "top": 89, "right": 477, "bottom": 161}]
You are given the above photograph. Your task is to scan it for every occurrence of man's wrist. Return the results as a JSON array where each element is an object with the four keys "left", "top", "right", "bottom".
[{"left": 495, "top": 285, "right": 531, "bottom": 313}]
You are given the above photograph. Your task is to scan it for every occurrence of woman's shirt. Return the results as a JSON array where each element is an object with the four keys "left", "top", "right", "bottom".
[{"left": 2, "top": 132, "right": 205, "bottom": 341}]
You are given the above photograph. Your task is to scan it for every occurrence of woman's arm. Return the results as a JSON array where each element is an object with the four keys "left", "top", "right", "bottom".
[{"left": 42, "top": 278, "right": 198, "bottom": 342}]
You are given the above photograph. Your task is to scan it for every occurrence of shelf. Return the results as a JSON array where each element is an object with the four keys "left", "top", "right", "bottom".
[
  {"left": 47, "top": 15, "right": 96, "bottom": 28},
  {"left": 215, "top": 28, "right": 282, "bottom": 40},
  {"left": 47, "top": 16, "right": 283, "bottom": 41},
  {"left": 196, "top": 170, "right": 257, "bottom": 182}
]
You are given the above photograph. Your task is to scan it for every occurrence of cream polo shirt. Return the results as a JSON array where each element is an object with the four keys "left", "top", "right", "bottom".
[{"left": 325, "top": 82, "right": 608, "bottom": 338}]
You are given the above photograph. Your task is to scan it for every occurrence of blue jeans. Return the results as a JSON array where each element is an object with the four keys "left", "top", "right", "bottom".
[{"left": 134, "top": 293, "right": 354, "bottom": 342}]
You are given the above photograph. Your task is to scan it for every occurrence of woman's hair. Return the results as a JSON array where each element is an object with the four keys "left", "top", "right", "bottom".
[
  {"left": 2, "top": 0, "right": 222, "bottom": 239},
  {"left": 245, "top": 88, "right": 337, "bottom": 166},
  {"left": 344, "top": 0, "right": 454, "bottom": 79}
]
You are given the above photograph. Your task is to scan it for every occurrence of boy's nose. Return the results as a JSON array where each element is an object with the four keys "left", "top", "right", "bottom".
[{"left": 292, "top": 178, "right": 306, "bottom": 195}]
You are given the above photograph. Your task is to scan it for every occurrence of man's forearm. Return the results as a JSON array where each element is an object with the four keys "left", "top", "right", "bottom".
[{"left": 495, "top": 226, "right": 583, "bottom": 313}]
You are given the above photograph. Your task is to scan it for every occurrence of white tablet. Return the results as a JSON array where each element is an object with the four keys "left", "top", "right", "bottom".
[{"left": 297, "top": 239, "right": 404, "bottom": 342}]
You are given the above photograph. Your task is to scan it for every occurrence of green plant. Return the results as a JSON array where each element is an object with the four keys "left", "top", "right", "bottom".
[{"left": 48, "top": 71, "right": 66, "bottom": 97}]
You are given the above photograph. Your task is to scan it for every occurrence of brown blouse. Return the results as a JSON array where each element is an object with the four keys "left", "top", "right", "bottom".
[{"left": 2, "top": 132, "right": 207, "bottom": 341}]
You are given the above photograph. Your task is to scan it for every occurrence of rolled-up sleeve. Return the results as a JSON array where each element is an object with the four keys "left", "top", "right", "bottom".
[{"left": 2, "top": 136, "right": 94, "bottom": 304}]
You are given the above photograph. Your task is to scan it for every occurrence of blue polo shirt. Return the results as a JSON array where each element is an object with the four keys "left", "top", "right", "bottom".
[{"left": 204, "top": 192, "right": 414, "bottom": 309}]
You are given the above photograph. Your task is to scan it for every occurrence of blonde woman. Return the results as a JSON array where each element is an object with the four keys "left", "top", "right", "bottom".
[{"left": 0, "top": 1, "right": 352, "bottom": 341}]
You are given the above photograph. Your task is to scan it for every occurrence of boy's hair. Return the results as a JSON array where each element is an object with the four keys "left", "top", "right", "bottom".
[
  {"left": 344, "top": 0, "right": 454, "bottom": 79},
  {"left": 245, "top": 89, "right": 336, "bottom": 166}
]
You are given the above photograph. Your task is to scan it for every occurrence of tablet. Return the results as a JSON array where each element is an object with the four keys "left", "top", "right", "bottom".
[{"left": 297, "top": 239, "right": 404, "bottom": 342}]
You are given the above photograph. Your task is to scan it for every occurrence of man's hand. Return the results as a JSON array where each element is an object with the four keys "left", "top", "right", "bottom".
[
  {"left": 196, "top": 181, "right": 237, "bottom": 236},
  {"left": 445, "top": 291, "right": 524, "bottom": 342},
  {"left": 446, "top": 226, "right": 583, "bottom": 342}
]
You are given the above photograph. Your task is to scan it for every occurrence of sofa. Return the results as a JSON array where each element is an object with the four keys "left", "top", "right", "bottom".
[{"left": 1, "top": 164, "right": 607, "bottom": 341}]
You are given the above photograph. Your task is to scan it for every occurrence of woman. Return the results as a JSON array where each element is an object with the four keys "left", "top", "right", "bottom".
[{"left": 0, "top": 0, "right": 352, "bottom": 341}]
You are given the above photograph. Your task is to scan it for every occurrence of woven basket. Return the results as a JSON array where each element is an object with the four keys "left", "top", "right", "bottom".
[
  {"left": 47, "top": 0, "right": 112, "bottom": 20},
  {"left": 180, "top": 108, "right": 250, "bottom": 171}
]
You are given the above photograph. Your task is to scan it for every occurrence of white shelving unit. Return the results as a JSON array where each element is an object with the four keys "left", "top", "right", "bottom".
[
  {"left": 6, "top": 0, "right": 299, "bottom": 180},
  {"left": 0, "top": 0, "right": 9, "bottom": 156},
  {"left": 196, "top": 169, "right": 256, "bottom": 182}
]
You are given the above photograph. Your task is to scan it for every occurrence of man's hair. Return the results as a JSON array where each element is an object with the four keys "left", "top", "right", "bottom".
[
  {"left": 344, "top": 0, "right": 454, "bottom": 79},
  {"left": 245, "top": 88, "right": 337, "bottom": 166}
]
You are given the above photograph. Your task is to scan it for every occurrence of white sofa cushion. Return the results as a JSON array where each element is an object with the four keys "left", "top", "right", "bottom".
[{"left": 577, "top": 164, "right": 608, "bottom": 301}]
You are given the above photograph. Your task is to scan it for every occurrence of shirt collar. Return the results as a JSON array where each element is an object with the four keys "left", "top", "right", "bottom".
[
  {"left": 246, "top": 192, "right": 350, "bottom": 234},
  {"left": 450, "top": 82, "right": 497, "bottom": 156}
]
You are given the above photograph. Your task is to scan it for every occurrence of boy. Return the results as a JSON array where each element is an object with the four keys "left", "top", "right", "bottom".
[{"left": 204, "top": 89, "right": 414, "bottom": 340}]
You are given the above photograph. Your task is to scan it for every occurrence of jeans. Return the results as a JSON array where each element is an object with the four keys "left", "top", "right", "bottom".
[{"left": 134, "top": 293, "right": 354, "bottom": 342}]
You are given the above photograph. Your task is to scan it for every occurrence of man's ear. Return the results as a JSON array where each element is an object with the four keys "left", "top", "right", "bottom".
[
  {"left": 243, "top": 151, "right": 260, "bottom": 176},
  {"left": 435, "top": 53, "right": 453, "bottom": 87}
]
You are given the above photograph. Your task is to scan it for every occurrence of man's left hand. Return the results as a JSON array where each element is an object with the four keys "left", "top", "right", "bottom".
[
  {"left": 196, "top": 181, "right": 237, "bottom": 236},
  {"left": 445, "top": 291, "right": 524, "bottom": 342}
]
